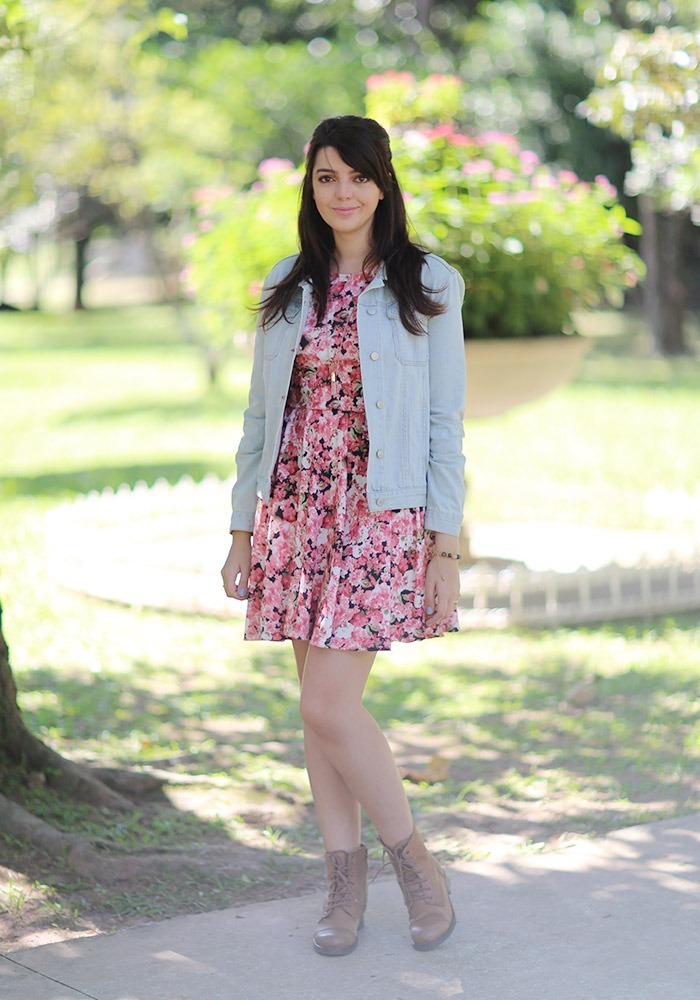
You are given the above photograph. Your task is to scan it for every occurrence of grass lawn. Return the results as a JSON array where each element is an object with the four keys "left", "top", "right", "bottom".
[{"left": 1, "top": 304, "right": 699, "bottom": 949}]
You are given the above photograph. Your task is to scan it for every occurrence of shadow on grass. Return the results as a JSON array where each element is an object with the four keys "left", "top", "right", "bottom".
[
  {"left": 19, "top": 644, "right": 303, "bottom": 769},
  {"left": 4, "top": 642, "right": 318, "bottom": 941},
  {"left": 0, "top": 462, "right": 232, "bottom": 498},
  {"left": 16, "top": 621, "right": 700, "bottom": 847}
]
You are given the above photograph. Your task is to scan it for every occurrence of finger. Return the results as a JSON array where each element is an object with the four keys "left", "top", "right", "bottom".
[{"left": 222, "top": 565, "right": 249, "bottom": 600}]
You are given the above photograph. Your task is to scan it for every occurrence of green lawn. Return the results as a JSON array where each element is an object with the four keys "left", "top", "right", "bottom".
[{"left": 1, "top": 304, "right": 699, "bottom": 944}]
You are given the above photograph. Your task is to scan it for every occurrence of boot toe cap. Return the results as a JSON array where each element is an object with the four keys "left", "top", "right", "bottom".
[
  {"left": 313, "top": 926, "right": 359, "bottom": 956},
  {"left": 410, "top": 908, "right": 456, "bottom": 950}
]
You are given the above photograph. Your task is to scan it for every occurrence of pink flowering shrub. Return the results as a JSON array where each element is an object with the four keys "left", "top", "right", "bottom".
[
  {"left": 184, "top": 163, "right": 299, "bottom": 340},
  {"left": 374, "top": 73, "right": 645, "bottom": 338},
  {"left": 185, "top": 73, "right": 644, "bottom": 342}
]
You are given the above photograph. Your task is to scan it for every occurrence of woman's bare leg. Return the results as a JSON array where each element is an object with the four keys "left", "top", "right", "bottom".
[
  {"left": 296, "top": 644, "right": 414, "bottom": 848},
  {"left": 292, "top": 640, "right": 362, "bottom": 851}
]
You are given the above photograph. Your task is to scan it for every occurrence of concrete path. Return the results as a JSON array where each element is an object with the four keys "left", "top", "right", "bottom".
[{"left": 2, "top": 813, "right": 699, "bottom": 1000}]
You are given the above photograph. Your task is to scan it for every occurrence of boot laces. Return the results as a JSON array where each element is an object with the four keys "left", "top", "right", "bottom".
[
  {"left": 321, "top": 857, "right": 355, "bottom": 918},
  {"left": 381, "top": 848, "right": 433, "bottom": 904}
]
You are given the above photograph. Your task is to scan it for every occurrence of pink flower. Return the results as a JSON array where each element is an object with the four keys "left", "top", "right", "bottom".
[
  {"left": 595, "top": 174, "right": 617, "bottom": 197},
  {"left": 462, "top": 159, "right": 493, "bottom": 176},
  {"left": 493, "top": 168, "right": 516, "bottom": 182},
  {"left": 513, "top": 190, "right": 538, "bottom": 204},
  {"left": 487, "top": 191, "right": 511, "bottom": 205},
  {"left": 449, "top": 134, "right": 470, "bottom": 146},
  {"left": 519, "top": 150, "right": 540, "bottom": 174},
  {"left": 193, "top": 185, "right": 233, "bottom": 203},
  {"left": 519, "top": 149, "right": 540, "bottom": 167},
  {"left": 366, "top": 70, "right": 415, "bottom": 90},
  {"left": 558, "top": 169, "right": 579, "bottom": 185},
  {"left": 426, "top": 124, "right": 456, "bottom": 139},
  {"left": 571, "top": 256, "right": 586, "bottom": 269},
  {"left": 259, "top": 157, "right": 295, "bottom": 178},
  {"left": 181, "top": 233, "right": 196, "bottom": 249},
  {"left": 477, "top": 131, "right": 519, "bottom": 148},
  {"left": 424, "top": 73, "right": 461, "bottom": 87}
]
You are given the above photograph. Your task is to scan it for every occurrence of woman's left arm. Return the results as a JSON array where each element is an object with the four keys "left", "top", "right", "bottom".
[
  {"left": 423, "top": 261, "right": 466, "bottom": 625},
  {"left": 425, "top": 261, "right": 466, "bottom": 538}
]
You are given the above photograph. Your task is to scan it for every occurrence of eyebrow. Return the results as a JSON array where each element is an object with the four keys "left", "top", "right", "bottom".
[{"left": 314, "top": 167, "right": 363, "bottom": 174}]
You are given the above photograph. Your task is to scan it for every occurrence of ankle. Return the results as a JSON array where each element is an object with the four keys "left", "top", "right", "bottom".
[{"left": 379, "top": 823, "right": 415, "bottom": 851}]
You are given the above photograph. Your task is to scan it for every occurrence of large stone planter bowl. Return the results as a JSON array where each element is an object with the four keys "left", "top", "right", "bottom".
[{"left": 465, "top": 335, "right": 591, "bottom": 419}]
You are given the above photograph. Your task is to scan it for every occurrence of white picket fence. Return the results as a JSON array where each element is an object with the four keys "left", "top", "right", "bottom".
[{"left": 45, "top": 476, "right": 700, "bottom": 627}]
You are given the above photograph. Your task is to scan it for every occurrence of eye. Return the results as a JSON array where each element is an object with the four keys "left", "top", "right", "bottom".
[
  {"left": 355, "top": 175, "right": 370, "bottom": 183},
  {"left": 317, "top": 174, "right": 334, "bottom": 183}
]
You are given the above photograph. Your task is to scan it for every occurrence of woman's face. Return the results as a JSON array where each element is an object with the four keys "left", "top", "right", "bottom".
[{"left": 311, "top": 146, "right": 384, "bottom": 246}]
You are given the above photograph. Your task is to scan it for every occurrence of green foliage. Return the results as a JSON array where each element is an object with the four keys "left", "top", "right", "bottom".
[
  {"left": 582, "top": 26, "right": 700, "bottom": 214},
  {"left": 180, "top": 39, "right": 367, "bottom": 187},
  {"left": 185, "top": 71, "right": 644, "bottom": 340},
  {"left": 184, "top": 164, "right": 300, "bottom": 339},
  {"left": 0, "top": 0, "right": 31, "bottom": 56},
  {"left": 0, "top": 1, "right": 230, "bottom": 231}
]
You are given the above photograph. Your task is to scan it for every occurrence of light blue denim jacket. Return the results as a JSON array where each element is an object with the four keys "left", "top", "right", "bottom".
[{"left": 230, "top": 252, "right": 466, "bottom": 536}]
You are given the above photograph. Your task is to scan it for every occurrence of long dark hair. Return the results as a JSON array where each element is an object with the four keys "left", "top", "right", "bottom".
[{"left": 259, "top": 115, "right": 445, "bottom": 334}]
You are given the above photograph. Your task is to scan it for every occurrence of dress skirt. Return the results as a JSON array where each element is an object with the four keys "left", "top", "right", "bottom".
[{"left": 244, "top": 271, "right": 459, "bottom": 652}]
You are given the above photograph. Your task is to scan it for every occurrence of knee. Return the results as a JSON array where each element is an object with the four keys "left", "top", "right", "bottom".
[{"left": 299, "top": 689, "right": 342, "bottom": 739}]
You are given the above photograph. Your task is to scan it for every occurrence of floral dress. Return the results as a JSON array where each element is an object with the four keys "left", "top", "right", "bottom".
[{"left": 245, "top": 271, "right": 459, "bottom": 651}]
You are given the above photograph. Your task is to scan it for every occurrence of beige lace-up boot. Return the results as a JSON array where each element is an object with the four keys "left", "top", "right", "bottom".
[
  {"left": 380, "top": 826, "right": 456, "bottom": 950},
  {"left": 313, "top": 844, "right": 368, "bottom": 956}
]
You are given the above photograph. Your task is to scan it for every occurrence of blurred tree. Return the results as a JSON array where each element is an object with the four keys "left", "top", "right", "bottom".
[
  {"left": 582, "top": 26, "right": 700, "bottom": 353},
  {"left": 0, "top": 0, "right": 233, "bottom": 307}
]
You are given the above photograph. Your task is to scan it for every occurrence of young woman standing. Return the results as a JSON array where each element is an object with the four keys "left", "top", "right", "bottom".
[{"left": 222, "top": 115, "right": 466, "bottom": 956}]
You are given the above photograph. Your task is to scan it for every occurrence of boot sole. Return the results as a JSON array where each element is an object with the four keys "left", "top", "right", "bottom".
[{"left": 313, "top": 938, "right": 359, "bottom": 957}]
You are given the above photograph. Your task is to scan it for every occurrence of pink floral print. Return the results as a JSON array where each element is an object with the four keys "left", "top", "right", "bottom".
[{"left": 245, "top": 272, "right": 458, "bottom": 651}]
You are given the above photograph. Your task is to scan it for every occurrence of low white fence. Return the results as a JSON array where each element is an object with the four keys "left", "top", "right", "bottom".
[
  {"left": 45, "top": 476, "right": 700, "bottom": 627},
  {"left": 459, "top": 559, "right": 700, "bottom": 628}
]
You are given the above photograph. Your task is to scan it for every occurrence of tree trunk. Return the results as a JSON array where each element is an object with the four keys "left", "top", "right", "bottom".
[
  {"left": 0, "top": 602, "right": 133, "bottom": 812},
  {"left": 74, "top": 235, "right": 90, "bottom": 310},
  {"left": 0, "top": 604, "right": 220, "bottom": 885},
  {"left": 639, "top": 197, "right": 689, "bottom": 355}
]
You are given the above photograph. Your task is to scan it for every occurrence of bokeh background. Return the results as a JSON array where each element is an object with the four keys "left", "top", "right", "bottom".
[{"left": 1, "top": 0, "right": 699, "bottom": 950}]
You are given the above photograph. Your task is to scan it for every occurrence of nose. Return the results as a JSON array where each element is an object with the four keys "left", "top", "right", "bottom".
[{"left": 336, "top": 178, "right": 353, "bottom": 200}]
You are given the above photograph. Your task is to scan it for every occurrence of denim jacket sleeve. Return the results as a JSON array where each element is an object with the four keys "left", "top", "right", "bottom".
[
  {"left": 424, "top": 258, "right": 467, "bottom": 536},
  {"left": 229, "top": 276, "right": 272, "bottom": 533}
]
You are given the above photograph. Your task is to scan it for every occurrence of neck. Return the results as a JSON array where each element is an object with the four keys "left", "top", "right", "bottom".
[{"left": 332, "top": 232, "right": 373, "bottom": 274}]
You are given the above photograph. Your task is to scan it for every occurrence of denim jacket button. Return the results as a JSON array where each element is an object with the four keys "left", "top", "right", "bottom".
[
  {"left": 376, "top": 400, "right": 384, "bottom": 408},
  {"left": 370, "top": 351, "right": 379, "bottom": 361},
  {"left": 376, "top": 449, "right": 384, "bottom": 458},
  {"left": 367, "top": 307, "right": 377, "bottom": 316}
]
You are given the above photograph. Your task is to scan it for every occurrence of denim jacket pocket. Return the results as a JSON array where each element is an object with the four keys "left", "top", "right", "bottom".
[
  {"left": 386, "top": 304, "right": 429, "bottom": 365},
  {"left": 263, "top": 303, "right": 301, "bottom": 359}
]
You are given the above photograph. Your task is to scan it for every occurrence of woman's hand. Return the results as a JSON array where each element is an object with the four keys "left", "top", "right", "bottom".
[
  {"left": 425, "top": 554, "right": 460, "bottom": 625},
  {"left": 221, "top": 531, "right": 252, "bottom": 600}
]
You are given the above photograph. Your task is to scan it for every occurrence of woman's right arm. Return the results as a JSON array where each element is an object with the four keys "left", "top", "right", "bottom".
[
  {"left": 222, "top": 274, "right": 273, "bottom": 599},
  {"left": 228, "top": 302, "right": 268, "bottom": 535}
]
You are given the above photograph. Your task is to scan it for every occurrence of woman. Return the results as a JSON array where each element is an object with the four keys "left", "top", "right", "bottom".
[{"left": 222, "top": 115, "right": 466, "bottom": 956}]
